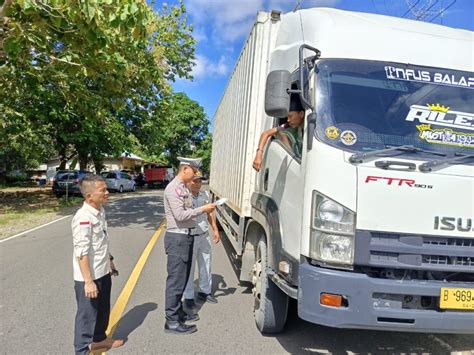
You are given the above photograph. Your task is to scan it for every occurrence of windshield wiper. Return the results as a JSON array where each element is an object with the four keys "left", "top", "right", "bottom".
[
  {"left": 349, "top": 145, "right": 446, "bottom": 164},
  {"left": 419, "top": 153, "right": 474, "bottom": 173}
]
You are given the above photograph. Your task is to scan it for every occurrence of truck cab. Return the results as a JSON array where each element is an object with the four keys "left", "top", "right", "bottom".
[{"left": 210, "top": 8, "right": 473, "bottom": 334}]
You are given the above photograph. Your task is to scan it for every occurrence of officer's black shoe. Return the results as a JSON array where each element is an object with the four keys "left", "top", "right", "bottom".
[
  {"left": 164, "top": 321, "right": 197, "bottom": 335},
  {"left": 179, "top": 312, "right": 200, "bottom": 323},
  {"left": 198, "top": 292, "right": 218, "bottom": 304},
  {"left": 184, "top": 298, "right": 197, "bottom": 309}
]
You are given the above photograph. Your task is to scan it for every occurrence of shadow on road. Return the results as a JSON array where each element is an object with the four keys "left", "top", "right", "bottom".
[
  {"left": 113, "top": 302, "right": 158, "bottom": 341},
  {"left": 186, "top": 274, "right": 238, "bottom": 314},
  {"left": 218, "top": 230, "right": 243, "bottom": 281},
  {"left": 212, "top": 274, "right": 237, "bottom": 298},
  {"left": 274, "top": 300, "right": 474, "bottom": 354},
  {"left": 105, "top": 195, "right": 165, "bottom": 231}
]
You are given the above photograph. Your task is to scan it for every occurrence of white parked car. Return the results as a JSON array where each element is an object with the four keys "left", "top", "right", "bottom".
[{"left": 101, "top": 171, "right": 136, "bottom": 193}]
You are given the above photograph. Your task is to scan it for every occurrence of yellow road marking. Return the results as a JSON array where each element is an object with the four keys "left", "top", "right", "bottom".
[{"left": 94, "top": 220, "right": 165, "bottom": 354}]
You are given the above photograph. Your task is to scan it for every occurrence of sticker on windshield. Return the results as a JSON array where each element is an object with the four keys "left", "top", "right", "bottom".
[
  {"left": 325, "top": 126, "right": 340, "bottom": 140},
  {"left": 384, "top": 66, "right": 474, "bottom": 89},
  {"left": 340, "top": 130, "right": 357, "bottom": 146},
  {"left": 405, "top": 103, "right": 474, "bottom": 131},
  {"left": 416, "top": 124, "right": 474, "bottom": 148}
]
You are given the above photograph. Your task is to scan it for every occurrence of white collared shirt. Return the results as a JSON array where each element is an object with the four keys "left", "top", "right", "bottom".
[
  {"left": 71, "top": 202, "right": 110, "bottom": 281},
  {"left": 193, "top": 191, "right": 210, "bottom": 234}
]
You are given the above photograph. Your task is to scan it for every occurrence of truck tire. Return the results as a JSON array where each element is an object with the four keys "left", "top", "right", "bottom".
[{"left": 252, "top": 236, "right": 288, "bottom": 334}]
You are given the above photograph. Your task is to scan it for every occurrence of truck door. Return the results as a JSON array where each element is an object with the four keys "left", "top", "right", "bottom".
[{"left": 262, "top": 127, "right": 304, "bottom": 262}]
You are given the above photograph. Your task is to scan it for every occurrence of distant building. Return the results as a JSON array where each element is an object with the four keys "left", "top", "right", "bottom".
[
  {"left": 37, "top": 152, "right": 148, "bottom": 181},
  {"left": 102, "top": 152, "right": 146, "bottom": 172}
]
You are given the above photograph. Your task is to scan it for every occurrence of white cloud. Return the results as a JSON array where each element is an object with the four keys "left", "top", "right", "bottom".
[
  {"left": 192, "top": 26, "right": 208, "bottom": 43},
  {"left": 187, "top": 0, "right": 264, "bottom": 42},
  {"left": 267, "top": 0, "right": 339, "bottom": 11},
  {"left": 186, "top": 0, "right": 340, "bottom": 43},
  {"left": 192, "top": 54, "right": 229, "bottom": 79}
]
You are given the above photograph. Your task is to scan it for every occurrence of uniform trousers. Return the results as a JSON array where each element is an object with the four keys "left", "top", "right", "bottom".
[
  {"left": 164, "top": 232, "right": 194, "bottom": 322},
  {"left": 184, "top": 231, "right": 212, "bottom": 299},
  {"left": 73, "top": 273, "right": 111, "bottom": 355}
]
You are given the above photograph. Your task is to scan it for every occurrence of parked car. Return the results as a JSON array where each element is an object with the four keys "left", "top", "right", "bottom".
[
  {"left": 101, "top": 171, "right": 136, "bottom": 193},
  {"left": 52, "top": 170, "right": 90, "bottom": 197}
]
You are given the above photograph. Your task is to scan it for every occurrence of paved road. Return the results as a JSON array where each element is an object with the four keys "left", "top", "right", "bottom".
[{"left": 1, "top": 191, "right": 473, "bottom": 354}]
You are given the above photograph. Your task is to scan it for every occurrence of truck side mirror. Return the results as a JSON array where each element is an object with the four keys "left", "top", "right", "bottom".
[{"left": 265, "top": 70, "right": 291, "bottom": 117}]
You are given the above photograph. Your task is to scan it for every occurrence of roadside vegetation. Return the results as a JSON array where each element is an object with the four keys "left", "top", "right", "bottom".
[
  {"left": 1, "top": 0, "right": 213, "bottom": 179},
  {"left": 0, "top": 187, "right": 82, "bottom": 226}
]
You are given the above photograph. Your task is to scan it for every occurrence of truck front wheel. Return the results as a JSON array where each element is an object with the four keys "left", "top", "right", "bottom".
[{"left": 252, "top": 236, "right": 288, "bottom": 333}]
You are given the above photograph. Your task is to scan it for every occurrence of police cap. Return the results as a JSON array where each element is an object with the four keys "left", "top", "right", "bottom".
[{"left": 178, "top": 157, "right": 202, "bottom": 170}]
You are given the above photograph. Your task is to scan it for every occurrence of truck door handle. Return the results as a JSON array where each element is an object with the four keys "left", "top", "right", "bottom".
[{"left": 264, "top": 168, "right": 269, "bottom": 191}]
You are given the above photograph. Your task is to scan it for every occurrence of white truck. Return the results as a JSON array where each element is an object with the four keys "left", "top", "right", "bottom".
[{"left": 209, "top": 8, "right": 473, "bottom": 334}]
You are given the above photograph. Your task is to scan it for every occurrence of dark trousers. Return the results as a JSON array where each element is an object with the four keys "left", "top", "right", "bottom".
[
  {"left": 164, "top": 232, "right": 194, "bottom": 322},
  {"left": 74, "top": 273, "right": 111, "bottom": 355}
]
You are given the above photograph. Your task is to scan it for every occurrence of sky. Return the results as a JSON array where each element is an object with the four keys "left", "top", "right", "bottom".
[{"left": 155, "top": 0, "right": 473, "bottom": 128}]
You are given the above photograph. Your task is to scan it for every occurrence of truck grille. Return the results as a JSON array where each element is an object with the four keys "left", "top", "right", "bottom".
[
  {"left": 422, "top": 255, "right": 473, "bottom": 267},
  {"left": 424, "top": 238, "right": 474, "bottom": 248},
  {"left": 354, "top": 231, "right": 474, "bottom": 273}
]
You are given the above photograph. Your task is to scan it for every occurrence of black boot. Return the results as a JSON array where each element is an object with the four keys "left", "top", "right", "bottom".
[
  {"left": 198, "top": 292, "right": 218, "bottom": 304},
  {"left": 164, "top": 321, "right": 197, "bottom": 334},
  {"left": 179, "top": 312, "right": 200, "bottom": 323}
]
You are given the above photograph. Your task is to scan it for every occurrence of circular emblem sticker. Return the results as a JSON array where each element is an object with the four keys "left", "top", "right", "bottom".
[
  {"left": 325, "top": 126, "right": 340, "bottom": 140},
  {"left": 340, "top": 130, "right": 357, "bottom": 146}
]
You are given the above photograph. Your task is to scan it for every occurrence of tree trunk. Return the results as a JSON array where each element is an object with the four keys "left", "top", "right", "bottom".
[
  {"left": 93, "top": 156, "right": 104, "bottom": 174},
  {"left": 58, "top": 146, "right": 67, "bottom": 170},
  {"left": 78, "top": 150, "right": 89, "bottom": 171}
]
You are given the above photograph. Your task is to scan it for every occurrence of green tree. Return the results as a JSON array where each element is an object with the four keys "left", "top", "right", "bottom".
[
  {"left": 158, "top": 92, "right": 212, "bottom": 172},
  {"left": 0, "top": 0, "right": 195, "bottom": 171}
]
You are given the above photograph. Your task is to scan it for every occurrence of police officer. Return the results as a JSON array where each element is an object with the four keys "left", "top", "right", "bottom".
[{"left": 163, "top": 157, "right": 216, "bottom": 334}]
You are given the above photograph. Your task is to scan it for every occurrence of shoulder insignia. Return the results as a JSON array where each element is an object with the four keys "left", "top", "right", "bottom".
[
  {"left": 175, "top": 187, "right": 183, "bottom": 197},
  {"left": 79, "top": 221, "right": 90, "bottom": 225}
]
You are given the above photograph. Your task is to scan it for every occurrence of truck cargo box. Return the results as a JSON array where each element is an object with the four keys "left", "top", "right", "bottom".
[{"left": 209, "top": 11, "right": 281, "bottom": 217}]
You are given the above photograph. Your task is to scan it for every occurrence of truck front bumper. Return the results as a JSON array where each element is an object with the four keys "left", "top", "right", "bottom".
[{"left": 298, "top": 258, "right": 474, "bottom": 333}]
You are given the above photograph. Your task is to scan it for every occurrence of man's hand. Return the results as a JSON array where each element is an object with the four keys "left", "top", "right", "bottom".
[
  {"left": 252, "top": 152, "right": 263, "bottom": 172},
  {"left": 213, "top": 229, "right": 220, "bottom": 244},
  {"left": 110, "top": 260, "right": 119, "bottom": 277},
  {"left": 84, "top": 280, "right": 98, "bottom": 298},
  {"left": 201, "top": 203, "right": 216, "bottom": 214}
]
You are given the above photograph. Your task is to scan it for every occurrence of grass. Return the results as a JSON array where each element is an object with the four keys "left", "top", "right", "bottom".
[
  {"left": 0, "top": 208, "right": 58, "bottom": 226},
  {"left": 0, "top": 187, "right": 83, "bottom": 225}
]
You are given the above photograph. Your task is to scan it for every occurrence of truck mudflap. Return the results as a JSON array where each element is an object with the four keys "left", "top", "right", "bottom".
[{"left": 298, "top": 258, "right": 474, "bottom": 334}]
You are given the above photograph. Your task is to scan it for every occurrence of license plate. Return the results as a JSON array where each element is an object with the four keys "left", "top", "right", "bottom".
[{"left": 439, "top": 288, "right": 474, "bottom": 310}]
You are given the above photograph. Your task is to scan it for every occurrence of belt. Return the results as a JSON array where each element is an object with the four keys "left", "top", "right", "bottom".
[{"left": 167, "top": 228, "right": 199, "bottom": 235}]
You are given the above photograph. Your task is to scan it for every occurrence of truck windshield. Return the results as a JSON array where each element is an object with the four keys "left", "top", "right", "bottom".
[{"left": 315, "top": 59, "right": 474, "bottom": 156}]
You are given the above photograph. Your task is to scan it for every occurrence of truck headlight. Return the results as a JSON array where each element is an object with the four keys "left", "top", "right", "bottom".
[
  {"left": 310, "top": 192, "right": 355, "bottom": 266},
  {"left": 318, "top": 200, "right": 344, "bottom": 222},
  {"left": 311, "top": 231, "right": 354, "bottom": 265}
]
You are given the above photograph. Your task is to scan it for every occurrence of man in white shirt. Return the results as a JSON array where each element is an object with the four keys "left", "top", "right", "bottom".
[
  {"left": 184, "top": 172, "right": 220, "bottom": 308},
  {"left": 72, "top": 174, "right": 123, "bottom": 354}
]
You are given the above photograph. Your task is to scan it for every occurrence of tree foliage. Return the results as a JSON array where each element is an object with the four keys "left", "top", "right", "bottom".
[
  {"left": 0, "top": 0, "right": 200, "bottom": 171},
  {"left": 151, "top": 92, "right": 212, "bottom": 173}
]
